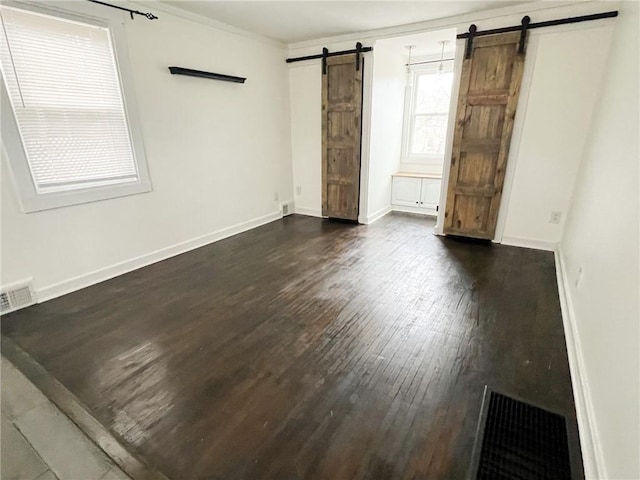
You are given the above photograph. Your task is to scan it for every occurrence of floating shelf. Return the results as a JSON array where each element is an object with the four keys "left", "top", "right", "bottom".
[{"left": 168, "top": 67, "right": 246, "bottom": 84}]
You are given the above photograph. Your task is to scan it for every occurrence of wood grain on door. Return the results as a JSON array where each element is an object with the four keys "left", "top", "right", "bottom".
[
  {"left": 444, "top": 32, "right": 526, "bottom": 239},
  {"left": 322, "top": 54, "right": 363, "bottom": 221}
]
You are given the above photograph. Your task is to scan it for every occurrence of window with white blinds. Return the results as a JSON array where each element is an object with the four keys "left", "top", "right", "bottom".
[{"left": 0, "top": 5, "right": 138, "bottom": 193}]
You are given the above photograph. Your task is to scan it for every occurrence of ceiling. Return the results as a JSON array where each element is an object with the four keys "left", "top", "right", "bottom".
[
  {"left": 162, "top": 1, "right": 531, "bottom": 44},
  {"left": 377, "top": 28, "right": 458, "bottom": 58}
]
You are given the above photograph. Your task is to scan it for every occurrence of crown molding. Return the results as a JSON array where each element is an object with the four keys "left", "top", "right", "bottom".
[{"left": 287, "top": 1, "right": 613, "bottom": 55}]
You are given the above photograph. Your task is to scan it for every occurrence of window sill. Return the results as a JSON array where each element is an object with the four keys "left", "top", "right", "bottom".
[
  {"left": 18, "top": 180, "right": 152, "bottom": 213},
  {"left": 393, "top": 172, "right": 442, "bottom": 180}
]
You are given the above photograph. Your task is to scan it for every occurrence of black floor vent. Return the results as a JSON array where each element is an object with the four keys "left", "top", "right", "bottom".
[{"left": 469, "top": 388, "right": 572, "bottom": 480}]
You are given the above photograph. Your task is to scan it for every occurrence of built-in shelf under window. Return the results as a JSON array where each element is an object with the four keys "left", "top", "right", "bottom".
[{"left": 391, "top": 173, "right": 442, "bottom": 216}]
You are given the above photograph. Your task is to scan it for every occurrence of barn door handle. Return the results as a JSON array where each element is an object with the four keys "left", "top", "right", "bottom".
[
  {"left": 465, "top": 24, "right": 477, "bottom": 59},
  {"left": 518, "top": 16, "right": 531, "bottom": 54},
  {"left": 355, "top": 42, "right": 362, "bottom": 71},
  {"left": 322, "top": 47, "right": 328, "bottom": 75}
]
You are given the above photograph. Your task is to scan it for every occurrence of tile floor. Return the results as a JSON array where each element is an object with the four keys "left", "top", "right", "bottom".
[{"left": 0, "top": 357, "right": 130, "bottom": 480}]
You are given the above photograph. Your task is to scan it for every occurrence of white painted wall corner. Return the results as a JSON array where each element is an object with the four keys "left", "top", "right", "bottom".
[
  {"left": 294, "top": 207, "right": 322, "bottom": 218},
  {"left": 363, "top": 205, "right": 392, "bottom": 224},
  {"left": 554, "top": 246, "right": 606, "bottom": 480}
]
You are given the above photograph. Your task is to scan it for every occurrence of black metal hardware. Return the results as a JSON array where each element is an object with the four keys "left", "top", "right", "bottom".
[
  {"left": 518, "top": 16, "right": 531, "bottom": 54},
  {"left": 465, "top": 24, "right": 477, "bottom": 59},
  {"left": 322, "top": 47, "right": 328, "bottom": 75},
  {"left": 86, "top": 0, "right": 157, "bottom": 20},
  {"left": 355, "top": 42, "right": 362, "bottom": 71},
  {"left": 168, "top": 67, "right": 246, "bottom": 84},
  {"left": 287, "top": 44, "right": 373, "bottom": 64},
  {"left": 457, "top": 10, "right": 617, "bottom": 40}
]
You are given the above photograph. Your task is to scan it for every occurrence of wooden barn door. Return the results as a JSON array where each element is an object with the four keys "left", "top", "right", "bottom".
[
  {"left": 322, "top": 54, "right": 363, "bottom": 221},
  {"left": 444, "top": 32, "right": 526, "bottom": 239}
]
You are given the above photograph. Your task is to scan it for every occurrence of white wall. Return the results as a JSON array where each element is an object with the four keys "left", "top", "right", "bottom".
[
  {"left": 288, "top": 51, "right": 377, "bottom": 222},
  {"left": 560, "top": 2, "right": 639, "bottom": 478},
  {"left": 289, "top": 63, "right": 322, "bottom": 217},
  {"left": 288, "top": 41, "right": 404, "bottom": 224},
  {"left": 497, "top": 22, "right": 614, "bottom": 249},
  {"left": 1, "top": 2, "right": 293, "bottom": 299},
  {"left": 365, "top": 40, "right": 406, "bottom": 222},
  {"left": 374, "top": 28, "right": 457, "bottom": 178}
]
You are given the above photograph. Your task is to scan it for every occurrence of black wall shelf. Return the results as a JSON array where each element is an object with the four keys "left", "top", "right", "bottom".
[{"left": 168, "top": 67, "right": 246, "bottom": 84}]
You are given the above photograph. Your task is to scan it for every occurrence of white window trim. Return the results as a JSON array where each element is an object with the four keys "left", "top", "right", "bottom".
[
  {"left": 401, "top": 57, "right": 454, "bottom": 166},
  {"left": 0, "top": 1, "right": 151, "bottom": 213}
]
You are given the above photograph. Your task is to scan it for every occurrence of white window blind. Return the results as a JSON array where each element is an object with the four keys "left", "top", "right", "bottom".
[{"left": 0, "top": 6, "right": 138, "bottom": 193}]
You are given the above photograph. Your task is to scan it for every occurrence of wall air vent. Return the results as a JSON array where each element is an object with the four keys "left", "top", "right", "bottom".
[
  {"left": 281, "top": 202, "right": 294, "bottom": 217},
  {"left": 0, "top": 281, "right": 36, "bottom": 315}
]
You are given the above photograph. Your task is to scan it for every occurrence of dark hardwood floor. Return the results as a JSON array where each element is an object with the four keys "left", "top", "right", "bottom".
[{"left": 1, "top": 213, "right": 582, "bottom": 479}]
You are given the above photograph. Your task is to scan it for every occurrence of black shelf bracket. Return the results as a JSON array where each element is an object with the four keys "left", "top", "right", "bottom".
[{"left": 168, "top": 67, "right": 246, "bottom": 84}]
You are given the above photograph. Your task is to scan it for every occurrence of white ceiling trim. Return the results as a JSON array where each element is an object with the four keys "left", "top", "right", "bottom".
[
  {"left": 131, "top": 1, "right": 287, "bottom": 48},
  {"left": 128, "top": 1, "right": 614, "bottom": 57},
  {"left": 287, "top": 1, "right": 611, "bottom": 56}
]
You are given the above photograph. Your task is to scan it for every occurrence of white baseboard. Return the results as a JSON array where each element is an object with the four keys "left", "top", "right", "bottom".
[
  {"left": 37, "top": 211, "right": 283, "bottom": 303},
  {"left": 554, "top": 247, "right": 605, "bottom": 479},
  {"left": 294, "top": 206, "right": 322, "bottom": 217},
  {"left": 500, "top": 235, "right": 556, "bottom": 251},
  {"left": 22, "top": 206, "right": 604, "bottom": 480},
  {"left": 364, "top": 205, "right": 392, "bottom": 224}
]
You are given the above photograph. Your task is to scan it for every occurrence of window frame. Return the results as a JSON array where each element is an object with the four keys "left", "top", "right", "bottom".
[
  {"left": 0, "top": 1, "right": 151, "bottom": 213},
  {"left": 401, "top": 58, "right": 454, "bottom": 166}
]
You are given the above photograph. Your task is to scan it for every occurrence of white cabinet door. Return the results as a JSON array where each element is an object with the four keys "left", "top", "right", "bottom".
[
  {"left": 391, "top": 177, "right": 422, "bottom": 207},
  {"left": 420, "top": 178, "right": 441, "bottom": 210}
]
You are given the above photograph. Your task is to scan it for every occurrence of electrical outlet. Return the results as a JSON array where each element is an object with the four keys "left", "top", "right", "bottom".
[
  {"left": 296, "top": 186, "right": 302, "bottom": 196},
  {"left": 549, "top": 211, "right": 562, "bottom": 224},
  {"left": 575, "top": 266, "right": 584, "bottom": 288},
  {"left": 274, "top": 191, "right": 279, "bottom": 202}
]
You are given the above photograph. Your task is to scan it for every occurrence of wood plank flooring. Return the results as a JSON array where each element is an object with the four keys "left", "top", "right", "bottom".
[{"left": 1, "top": 213, "right": 583, "bottom": 479}]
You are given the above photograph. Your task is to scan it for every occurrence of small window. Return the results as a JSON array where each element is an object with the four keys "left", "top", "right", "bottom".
[
  {"left": 0, "top": 4, "right": 150, "bottom": 212},
  {"left": 402, "top": 63, "right": 454, "bottom": 164}
]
